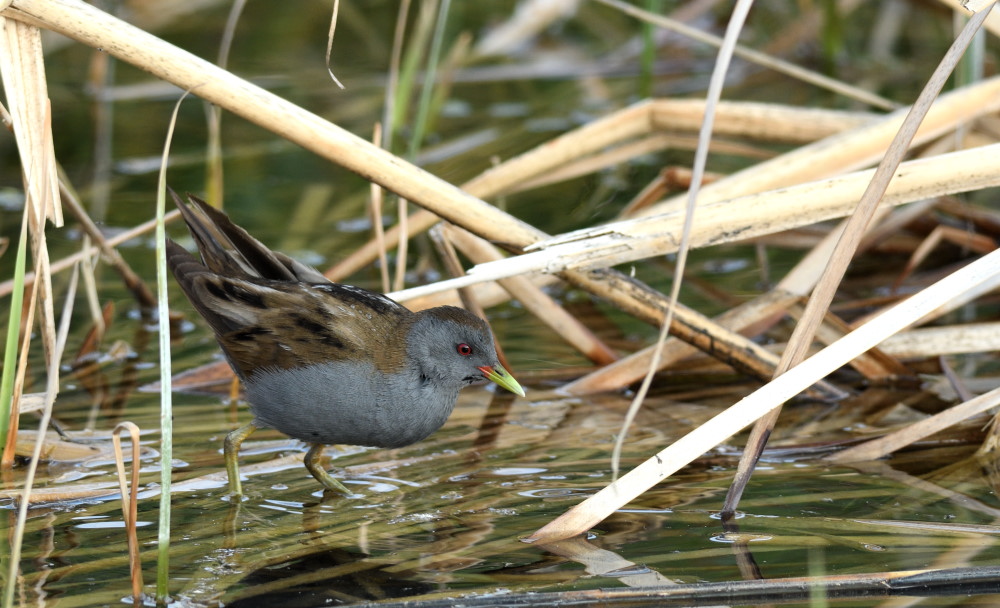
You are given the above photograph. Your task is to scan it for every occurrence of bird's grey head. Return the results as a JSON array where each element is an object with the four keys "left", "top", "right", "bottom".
[{"left": 406, "top": 306, "right": 499, "bottom": 389}]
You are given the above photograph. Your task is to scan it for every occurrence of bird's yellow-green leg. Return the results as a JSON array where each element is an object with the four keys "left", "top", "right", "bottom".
[
  {"left": 224, "top": 422, "right": 259, "bottom": 496},
  {"left": 304, "top": 444, "right": 351, "bottom": 494}
]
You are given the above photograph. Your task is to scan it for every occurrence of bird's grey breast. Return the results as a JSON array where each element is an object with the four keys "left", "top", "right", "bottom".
[{"left": 242, "top": 361, "right": 458, "bottom": 448}]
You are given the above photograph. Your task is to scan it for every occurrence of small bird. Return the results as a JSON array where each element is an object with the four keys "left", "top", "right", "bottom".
[{"left": 165, "top": 191, "right": 524, "bottom": 496}]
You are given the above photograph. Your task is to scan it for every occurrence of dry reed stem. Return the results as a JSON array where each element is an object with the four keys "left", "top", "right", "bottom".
[
  {"left": 392, "top": 142, "right": 1000, "bottom": 298},
  {"left": 401, "top": 274, "right": 561, "bottom": 310},
  {"left": 327, "top": 101, "right": 874, "bottom": 279},
  {"left": 469, "top": 100, "right": 875, "bottom": 202},
  {"left": 637, "top": 77, "right": 1000, "bottom": 219},
  {"left": 549, "top": 269, "right": 845, "bottom": 400},
  {"left": 828, "top": 386, "right": 1000, "bottom": 463},
  {"left": 0, "top": 481, "right": 121, "bottom": 504},
  {"left": 0, "top": 16, "right": 60, "bottom": 226},
  {"left": 13, "top": 430, "right": 104, "bottom": 460},
  {"left": 529, "top": 247, "right": 1000, "bottom": 543},
  {"left": 111, "top": 421, "right": 144, "bottom": 601},
  {"left": 725, "top": 6, "right": 994, "bottom": 515},
  {"left": 6, "top": 392, "right": 42, "bottom": 414},
  {"left": 538, "top": 139, "right": 998, "bottom": 256},
  {"left": 645, "top": 100, "right": 878, "bottom": 146},
  {"left": 0, "top": 209, "right": 182, "bottom": 299},
  {"left": 1, "top": 16, "right": 60, "bottom": 376},
  {"left": 562, "top": 289, "right": 800, "bottom": 394},
  {"left": 465, "top": 102, "right": 874, "bottom": 209},
  {"left": 880, "top": 322, "right": 1000, "bottom": 358},
  {"left": 511, "top": 134, "right": 716, "bottom": 195}
]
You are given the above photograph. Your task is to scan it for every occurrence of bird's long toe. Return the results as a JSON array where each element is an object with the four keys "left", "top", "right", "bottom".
[{"left": 304, "top": 443, "right": 352, "bottom": 495}]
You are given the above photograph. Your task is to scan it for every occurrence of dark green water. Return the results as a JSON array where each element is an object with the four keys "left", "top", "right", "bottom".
[{"left": 2, "top": 1, "right": 1000, "bottom": 606}]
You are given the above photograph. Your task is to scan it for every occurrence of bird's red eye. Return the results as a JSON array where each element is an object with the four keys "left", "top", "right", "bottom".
[{"left": 456, "top": 343, "right": 473, "bottom": 356}]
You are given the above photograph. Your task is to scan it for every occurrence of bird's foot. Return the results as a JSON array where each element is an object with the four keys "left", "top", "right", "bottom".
[
  {"left": 224, "top": 422, "right": 259, "bottom": 497},
  {"left": 305, "top": 444, "right": 352, "bottom": 495}
]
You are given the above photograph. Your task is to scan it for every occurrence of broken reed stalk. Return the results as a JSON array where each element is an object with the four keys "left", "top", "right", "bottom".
[
  {"left": 389, "top": 142, "right": 1000, "bottom": 300},
  {"left": 528, "top": 247, "right": 1000, "bottom": 543},
  {"left": 723, "top": 4, "right": 995, "bottom": 516},
  {"left": 636, "top": 77, "right": 1000, "bottom": 220},
  {"left": 402, "top": 273, "right": 561, "bottom": 311},
  {"left": 880, "top": 322, "right": 1000, "bottom": 358},
  {"left": 327, "top": 100, "right": 878, "bottom": 279},
  {"left": 0, "top": 15, "right": 60, "bottom": 227},
  {"left": 112, "top": 421, "right": 144, "bottom": 602},
  {"left": 0, "top": 13, "right": 61, "bottom": 392},
  {"left": 333, "top": 73, "right": 997, "bottom": 283},
  {"left": 0, "top": 16, "right": 73, "bottom": 608}
]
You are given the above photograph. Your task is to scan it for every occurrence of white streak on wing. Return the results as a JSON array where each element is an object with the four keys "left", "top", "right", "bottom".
[{"left": 313, "top": 283, "right": 405, "bottom": 311}]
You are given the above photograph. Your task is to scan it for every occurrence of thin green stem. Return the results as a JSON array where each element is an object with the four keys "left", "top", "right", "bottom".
[
  {"left": 0, "top": 210, "right": 29, "bottom": 464},
  {"left": 154, "top": 91, "right": 190, "bottom": 605},
  {"left": 0, "top": 210, "right": 30, "bottom": 608},
  {"left": 406, "top": 0, "right": 452, "bottom": 157},
  {"left": 639, "top": 0, "right": 663, "bottom": 98}
]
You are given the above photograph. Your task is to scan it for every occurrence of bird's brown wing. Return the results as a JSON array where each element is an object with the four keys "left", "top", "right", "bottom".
[
  {"left": 169, "top": 257, "right": 413, "bottom": 377},
  {"left": 171, "top": 190, "right": 328, "bottom": 284}
]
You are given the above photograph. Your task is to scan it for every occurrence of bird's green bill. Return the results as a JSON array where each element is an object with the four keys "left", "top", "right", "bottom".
[{"left": 479, "top": 364, "right": 526, "bottom": 397}]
